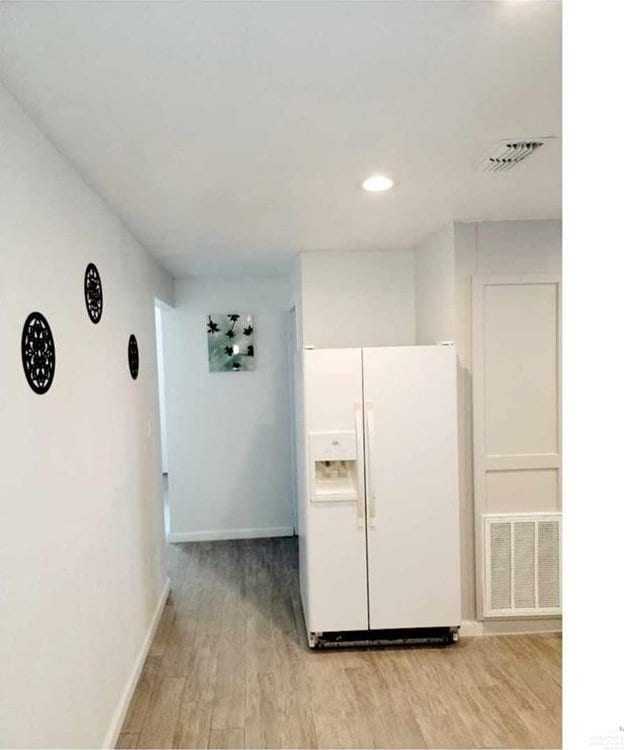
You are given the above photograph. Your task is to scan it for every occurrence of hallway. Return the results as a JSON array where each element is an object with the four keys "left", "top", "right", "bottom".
[{"left": 117, "top": 538, "right": 562, "bottom": 749}]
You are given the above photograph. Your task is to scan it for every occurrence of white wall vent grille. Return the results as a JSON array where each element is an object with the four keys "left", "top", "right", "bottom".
[{"left": 483, "top": 513, "right": 561, "bottom": 617}]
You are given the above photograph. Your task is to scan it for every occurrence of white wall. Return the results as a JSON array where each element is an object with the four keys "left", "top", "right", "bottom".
[
  {"left": 0, "top": 87, "right": 171, "bottom": 748},
  {"left": 452, "top": 219, "right": 562, "bottom": 623},
  {"left": 163, "top": 277, "right": 294, "bottom": 541},
  {"left": 413, "top": 224, "right": 455, "bottom": 344},
  {"left": 466, "top": 219, "right": 562, "bottom": 275},
  {"left": 299, "top": 251, "right": 416, "bottom": 348}
]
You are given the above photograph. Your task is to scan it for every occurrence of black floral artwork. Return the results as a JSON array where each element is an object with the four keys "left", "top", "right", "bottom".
[
  {"left": 207, "top": 313, "right": 255, "bottom": 372},
  {"left": 128, "top": 334, "right": 139, "bottom": 380},
  {"left": 21, "top": 312, "right": 56, "bottom": 394},
  {"left": 84, "top": 262, "right": 103, "bottom": 323}
]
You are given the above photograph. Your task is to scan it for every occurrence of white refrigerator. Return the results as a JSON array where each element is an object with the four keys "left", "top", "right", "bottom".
[{"left": 296, "top": 345, "right": 461, "bottom": 646}]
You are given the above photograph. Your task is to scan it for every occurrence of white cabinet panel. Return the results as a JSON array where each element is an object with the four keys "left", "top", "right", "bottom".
[
  {"left": 473, "top": 275, "right": 561, "bottom": 619},
  {"left": 485, "top": 469, "right": 559, "bottom": 514},
  {"left": 483, "top": 282, "right": 559, "bottom": 456},
  {"left": 363, "top": 346, "right": 461, "bottom": 629}
]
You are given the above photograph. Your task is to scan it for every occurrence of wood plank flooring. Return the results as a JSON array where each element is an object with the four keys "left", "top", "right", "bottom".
[{"left": 117, "top": 538, "right": 561, "bottom": 749}]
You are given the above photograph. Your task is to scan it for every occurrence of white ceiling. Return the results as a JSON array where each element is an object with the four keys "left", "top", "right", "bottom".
[{"left": 1, "top": 1, "right": 561, "bottom": 278}]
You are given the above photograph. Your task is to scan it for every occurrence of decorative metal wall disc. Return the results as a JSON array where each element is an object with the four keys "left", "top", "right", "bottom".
[
  {"left": 22, "top": 312, "right": 56, "bottom": 394},
  {"left": 84, "top": 262, "right": 103, "bottom": 323},
  {"left": 128, "top": 334, "right": 139, "bottom": 380}
]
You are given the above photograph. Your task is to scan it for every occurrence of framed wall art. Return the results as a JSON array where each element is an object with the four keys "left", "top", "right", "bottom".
[{"left": 207, "top": 313, "right": 254, "bottom": 372}]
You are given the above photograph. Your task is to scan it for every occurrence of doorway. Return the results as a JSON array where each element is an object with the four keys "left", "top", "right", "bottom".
[{"left": 154, "top": 300, "right": 172, "bottom": 537}]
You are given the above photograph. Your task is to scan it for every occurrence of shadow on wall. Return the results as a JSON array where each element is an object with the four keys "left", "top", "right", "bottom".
[
  {"left": 218, "top": 415, "right": 294, "bottom": 532},
  {"left": 457, "top": 360, "right": 476, "bottom": 621},
  {"left": 166, "top": 383, "right": 295, "bottom": 538}
]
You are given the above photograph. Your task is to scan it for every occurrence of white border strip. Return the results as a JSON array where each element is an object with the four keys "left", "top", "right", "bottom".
[
  {"left": 101, "top": 578, "right": 171, "bottom": 749},
  {"left": 167, "top": 526, "right": 294, "bottom": 543},
  {"left": 461, "top": 617, "right": 562, "bottom": 637}
]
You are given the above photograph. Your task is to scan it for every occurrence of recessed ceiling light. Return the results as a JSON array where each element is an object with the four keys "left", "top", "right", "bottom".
[{"left": 362, "top": 175, "right": 394, "bottom": 192}]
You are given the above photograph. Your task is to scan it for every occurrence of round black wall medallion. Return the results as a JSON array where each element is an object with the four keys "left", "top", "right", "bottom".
[
  {"left": 21, "top": 312, "right": 56, "bottom": 394},
  {"left": 128, "top": 334, "right": 139, "bottom": 380},
  {"left": 84, "top": 262, "right": 103, "bottom": 323}
]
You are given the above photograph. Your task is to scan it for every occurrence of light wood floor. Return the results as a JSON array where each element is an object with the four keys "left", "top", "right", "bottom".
[{"left": 117, "top": 538, "right": 561, "bottom": 749}]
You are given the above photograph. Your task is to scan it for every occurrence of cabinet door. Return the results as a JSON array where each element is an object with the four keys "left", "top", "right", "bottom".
[
  {"left": 302, "top": 348, "right": 368, "bottom": 632},
  {"left": 363, "top": 346, "right": 461, "bottom": 629},
  {"left": 472, "top": 275, "right": 561, "bottom": 618}
]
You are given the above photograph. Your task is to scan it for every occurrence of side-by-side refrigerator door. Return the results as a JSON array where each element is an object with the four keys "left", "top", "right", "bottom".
[
  {"left": 303, "top": 348, "right": 369, "bottom": 633},
  {"left": 362, "top": 345, "right": 461, "bottom": 630}
]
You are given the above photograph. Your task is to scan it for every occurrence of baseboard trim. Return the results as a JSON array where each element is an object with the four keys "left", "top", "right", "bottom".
[
  {"left": 167, "top": 526, "right": 294, "bottom": 543},
  {"left": 102, "top": 577, "right": 171, "bottom": 749},
  {"left": 460, "top": 617, "right": 562, "bottom": 637}
]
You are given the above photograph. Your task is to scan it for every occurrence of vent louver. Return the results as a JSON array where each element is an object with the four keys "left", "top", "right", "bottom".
[
  {"left": 483, "top": 513, "right": 561, "bottom": 617},
  {"left": 479, "top": 139, "right": 547, "bottom": 173}
]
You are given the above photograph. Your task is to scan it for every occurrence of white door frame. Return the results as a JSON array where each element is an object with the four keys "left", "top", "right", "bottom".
[{"left": 286, "top": 305, "right": 299, "bottom": 534}]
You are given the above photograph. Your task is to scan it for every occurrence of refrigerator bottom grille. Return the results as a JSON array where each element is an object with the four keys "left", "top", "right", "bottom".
[{"left": 309, "top": 626, "right": 459, "bottom": 649}]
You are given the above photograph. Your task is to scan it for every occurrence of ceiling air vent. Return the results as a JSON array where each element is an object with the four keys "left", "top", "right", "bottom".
[{"left": 479, "top": 139, "right": 548, "bottom": 173}]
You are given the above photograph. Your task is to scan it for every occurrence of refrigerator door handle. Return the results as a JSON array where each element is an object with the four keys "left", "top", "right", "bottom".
[
  {"left": 365, "top": 400, "right": 376, "bottom": 527},
  {"left": 354, "top": 402, "right": 366, "bottom": 529}
]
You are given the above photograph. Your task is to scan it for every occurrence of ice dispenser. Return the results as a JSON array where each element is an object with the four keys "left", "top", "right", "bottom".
[{"left": 308, "top": 431, "right": 358, "bottom": 502}]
